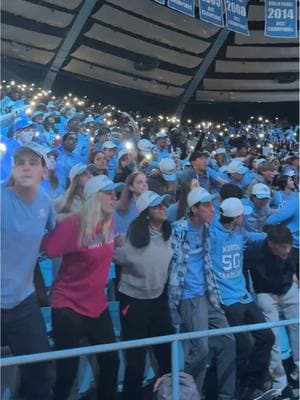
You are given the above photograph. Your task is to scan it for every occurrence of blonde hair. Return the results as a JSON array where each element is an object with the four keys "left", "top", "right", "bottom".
[{"left": 78, "top": 191, "right": 113, "bottom": 247}]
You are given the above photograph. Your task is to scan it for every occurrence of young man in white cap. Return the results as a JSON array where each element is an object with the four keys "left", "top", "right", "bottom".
[
  {"left": 148, "top": 158, "right": 177, "bottom": 201},
  {"left": 215, "top": 147, "right": 228, "bottom": 168},
  {"left": 101, "top": 140, "right": 118, "bottom": 180},
  {"left": 244, "top": 183, "right": 276, "bottom": 233},
  {"left": 169, "top": 187, "right": 236, "bottom": 400},
  {"left": 210, "top": 198, "right": 274, "bottom": 400},
  {"left": 227, "top": 160, "right": 254, "bottom": 190},
  {"left": 154, "top": 130, "right": 171, "bottom": 161},
  {"left": 1, "top": 143, "right": 56, "bottom": 399}
]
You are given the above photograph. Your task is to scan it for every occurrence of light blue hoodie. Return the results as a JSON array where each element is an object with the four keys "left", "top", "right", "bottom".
[
  {"left": 266, "top": 196, "right": 299, "bottom": 248},
  {"left": 209, "top": 219, "right": 266, "bottom": 306}
]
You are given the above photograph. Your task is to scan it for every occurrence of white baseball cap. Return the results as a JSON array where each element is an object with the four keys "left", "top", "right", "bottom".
[
  {"left": 136, "top": 191, "right": 170, "bottom": 215},
  {"left": 84, "top": 175, "right": 124, "bottom": 198},
  {"left": 187, "top": 187, "right": 217, "bottom": 208},
  {"left": 251, "top": 183, "right": 271, "bottom": 199},
  {"left": 137, "top": 139, "right": 154, "bottom": 153},
  {"left": 215, "top": 148, "right": 226, "bottom": 155},
  {"left": 227, "top": 160, "right": 247, "bottom": 175},
  {"left": 254, "top": 158, "right": 267, "bottom": 167},
  {"left": 102, "top": 140, "right": 117, "bottom": 150},
  {"left": 159, "top": 158, "right": 177, "bottom": 182},
  {"left": 69, "top": 163, "right": 88, "bottom": 182},
  {"left": 220, "top": 197, "right": 252, "bottom": 217},
  {"left": 117, "top": 149, "right": 129, "bottom": 161},
  {"left": 83, "top": 116, "right": 95, "bottom": 125}
]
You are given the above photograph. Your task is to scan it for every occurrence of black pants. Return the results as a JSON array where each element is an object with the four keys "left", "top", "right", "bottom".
[
  {"left": 119, "top": 291, "right": 173, "bottom": 400},
  {"left": 51, "top": 307, "right": 119, "bottom": 400},
  {"left": 223, "top": 301, "right": 274, "bottom": 390},
  {"left": 1, "top": 293, "right": 54, "bottom": 400}
]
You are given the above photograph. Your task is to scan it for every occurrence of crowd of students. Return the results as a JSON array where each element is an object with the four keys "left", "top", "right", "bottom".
[{"left": 1, "top": 83, "right": 299, "bottom": 400}]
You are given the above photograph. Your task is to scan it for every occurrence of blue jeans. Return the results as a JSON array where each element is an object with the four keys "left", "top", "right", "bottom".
[{"left": 1, "top": 293, "right": 54, "bottom": 399}]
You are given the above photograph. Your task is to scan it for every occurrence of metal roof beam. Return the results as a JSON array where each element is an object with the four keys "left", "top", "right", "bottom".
[
  {"left": 175, "top": 28, "right": 230, "bottom": 119},
  {"left": 43, "top": 0, "right": 100, "bottom": 89}
]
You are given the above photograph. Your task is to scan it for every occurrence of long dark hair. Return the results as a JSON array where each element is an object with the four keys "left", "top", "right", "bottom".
[
  {"left": 127, "top": 209, "right": 171, "bottom": 248},
  {"left": 276, "top": 175, "right": 290, "bottom": 191}
]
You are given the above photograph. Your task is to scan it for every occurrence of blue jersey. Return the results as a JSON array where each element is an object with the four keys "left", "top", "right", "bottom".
[{"left": 210, "top": 219, "right": 265, "bottom": 305}]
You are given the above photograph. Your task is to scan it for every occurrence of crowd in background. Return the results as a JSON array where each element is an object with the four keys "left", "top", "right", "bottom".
[{"left": 1, "top": 81, "right": 299, "bottom": 400}]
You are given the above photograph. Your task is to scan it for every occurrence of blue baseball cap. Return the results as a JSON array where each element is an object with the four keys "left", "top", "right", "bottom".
[{"left": 13, "top": 117, "right": 34, "bottom": 134}]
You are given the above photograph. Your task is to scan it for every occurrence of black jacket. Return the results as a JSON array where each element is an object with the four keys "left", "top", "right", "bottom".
[{"left": 244, "top": 240, "right": 295, "bottom": 295}]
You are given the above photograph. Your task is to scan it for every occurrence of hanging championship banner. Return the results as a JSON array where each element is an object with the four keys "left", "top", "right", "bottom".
[
  {"left": 225, "top": 0, "right": 249, "bottom": 35},
  {"left": 167, "top": 0, "right": 195, "bottom": 17},
  {"left": 265, "top": 0, "right": 297, "bottom": 38},
  {"left": 154, "top": 0, "right": 165, "bottom": 4},
  {"left": 199, "top": 0, "right": 224, "bottom": 27}
]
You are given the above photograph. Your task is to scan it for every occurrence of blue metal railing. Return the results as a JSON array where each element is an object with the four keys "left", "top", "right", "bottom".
[{"left": 1, "top": 318, "right": 299, "bottom": 400}]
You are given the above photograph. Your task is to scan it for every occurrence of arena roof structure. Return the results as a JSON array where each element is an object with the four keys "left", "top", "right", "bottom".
[{"left": 1, "top": 0, "right": 299, "bottom": 118}]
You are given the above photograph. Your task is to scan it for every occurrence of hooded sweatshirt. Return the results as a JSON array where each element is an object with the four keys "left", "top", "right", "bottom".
[{"left": 209, "top": 219, "right": 266, "bottom": 306}]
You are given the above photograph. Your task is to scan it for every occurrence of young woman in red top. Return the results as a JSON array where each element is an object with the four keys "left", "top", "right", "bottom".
[{"left": 42, "top": 175, "right": 123, "bottom": 400}]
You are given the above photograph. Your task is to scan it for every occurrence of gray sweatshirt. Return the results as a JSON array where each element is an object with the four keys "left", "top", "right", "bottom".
[{"left": 113, "top": 227, "right": 173, "bottom": 299}]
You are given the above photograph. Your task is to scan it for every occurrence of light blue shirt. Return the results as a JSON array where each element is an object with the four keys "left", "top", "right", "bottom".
[
  {"left": 107, "top": 157, "right": 118, "bottom": 180},
  {"left": 155, "top": 146, "right": 170, "bottom": 161},
  {"left": 56, "top": 147, "right": 82, "bottom": 189},
  {"left": 1, "top": 186, "right": 56, "bottom": 308},
  {"left": 75, "top": 132, "right": 90, "bottom": 163},
  {"left": 41, "top": 178, "right": 65, "bottom": 200},
  {"left": 167, "top": 202, "right": 179, "bottom": 223},
  {"left": 114, "top": 199, "right": 137, "bottom": 235},
  {"left": 270, "top": 190, "right": 297, "bottom": 209},
  {"left": 182, "top": 224, "right": 205, "bottom": 300},
  {"left": 267, "top": 196, "right": 299, "bottom": 248}
]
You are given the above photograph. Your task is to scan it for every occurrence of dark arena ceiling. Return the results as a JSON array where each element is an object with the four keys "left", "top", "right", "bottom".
[{"left": 1, "top": 0, "right": 299, "bottom": 120}]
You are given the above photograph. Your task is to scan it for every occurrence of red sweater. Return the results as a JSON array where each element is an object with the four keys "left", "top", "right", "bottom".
[{"left": 42, "top": 214, "right": 114, "bottom": 318}]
